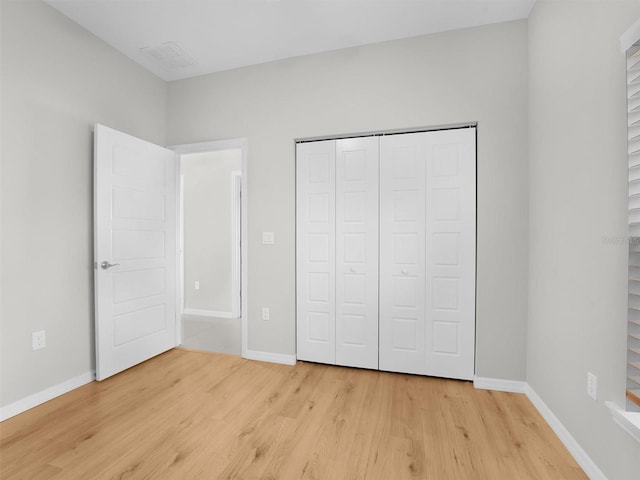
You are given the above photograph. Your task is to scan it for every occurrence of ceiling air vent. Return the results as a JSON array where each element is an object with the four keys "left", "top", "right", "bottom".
[{"left": 140, "top": 41, "right": 197, "bottom": 69}]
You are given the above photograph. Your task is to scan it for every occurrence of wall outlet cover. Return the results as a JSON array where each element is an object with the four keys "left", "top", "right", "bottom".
[{"left": 32, "top": 330, "right": 46, "bottom": 351}]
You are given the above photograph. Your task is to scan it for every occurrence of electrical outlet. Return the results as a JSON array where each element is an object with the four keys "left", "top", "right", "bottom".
[
  {"left": 262, "top": 307, "right": 270, "bottom": 321},
  {"left": 32, "top": 330, "right": 46, "bottom": 351},
  {"left": 194, "top": 281, "right": 200, "bottom": 290},
  {"left": 587, "top": 372, "right": 598, "bottom": 400}
]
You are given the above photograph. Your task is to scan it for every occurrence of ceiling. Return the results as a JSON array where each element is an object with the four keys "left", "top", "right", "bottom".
[{"left": 45, "top": 0, "right": 535, "bottom": 82}]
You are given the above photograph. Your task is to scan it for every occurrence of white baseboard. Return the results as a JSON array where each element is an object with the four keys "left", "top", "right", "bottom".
[
  {"left": 524, "top": 384, "right": 607, "bottom": 480},
  {"left": 183, "top": 308, "right": 234, "bottom": 318},
  {"left": 244, "top": 349, "right": 296, "bottom": 366},
  {"left": 473, "top": 376, "right": 527, "bottom": 393},
  {"left": 0, "top": 370, "right": 95, "bottom": 422}
]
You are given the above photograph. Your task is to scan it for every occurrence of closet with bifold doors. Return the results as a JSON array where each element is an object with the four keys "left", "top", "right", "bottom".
[{"left": 296, "top": 127, "right": 476, "bottom": 380}]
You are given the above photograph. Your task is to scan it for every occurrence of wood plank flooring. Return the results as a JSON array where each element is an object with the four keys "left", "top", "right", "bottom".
[{"left": 0, "top": 349, "right": 587, "bottom": 479}]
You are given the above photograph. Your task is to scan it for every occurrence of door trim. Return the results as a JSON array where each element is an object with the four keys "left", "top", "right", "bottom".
[
  {"left": 170, "top": 138, "right": 249, "bottom": 358},
  {"left": 230, "top": 170, "right": 242, "bottom": 319}
]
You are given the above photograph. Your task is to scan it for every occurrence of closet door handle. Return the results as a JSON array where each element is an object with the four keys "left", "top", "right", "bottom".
[
  {"left": 401, "top": 268, "right": 408, "bottom": 275},
  {"left": 349, "top": 267, "right": 356, "bottom": 273}
]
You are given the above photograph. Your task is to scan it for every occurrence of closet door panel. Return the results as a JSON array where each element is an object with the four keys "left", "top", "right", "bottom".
[
  {"left": 424, "top": 128, "right": 476, "bottom": 380},
  {"left": 379, "top": 134, "right": 427, "bottom": 374},
  {"left": 297, "top": 140, "right": 336, "bottom": 364},
  {"left": 335, "top": 137, "right": 379, "bottom": 369}
]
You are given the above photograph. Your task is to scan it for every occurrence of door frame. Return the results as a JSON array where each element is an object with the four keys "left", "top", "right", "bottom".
[
  {"left": 170, "top": 138, "right": 248, "bottom": 357},
  {"left": 230, "top": 170, "right": 242, "bottom": 320}
]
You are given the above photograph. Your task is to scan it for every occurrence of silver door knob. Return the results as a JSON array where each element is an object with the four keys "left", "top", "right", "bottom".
[
  {"left": 401, "top": 268, "right": 408, "bottom": 275},
  {"left": 101, "top": 261, "right": 120, "bottom": 270}
]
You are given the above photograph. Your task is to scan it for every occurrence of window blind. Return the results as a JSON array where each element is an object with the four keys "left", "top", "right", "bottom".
[{"left": 627, "top": 41, "right": 640, "bottom": 410}]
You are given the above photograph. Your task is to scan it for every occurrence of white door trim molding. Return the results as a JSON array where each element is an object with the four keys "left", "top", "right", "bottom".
[
  {"left": 230, "top": 170, "right": 242, "bottom": 319},
  {"left": 177, "top": 173, "right": 185, "bottom": 345},
  {"left": 170, "top": 138, "right": 249, "bottom": 358}
]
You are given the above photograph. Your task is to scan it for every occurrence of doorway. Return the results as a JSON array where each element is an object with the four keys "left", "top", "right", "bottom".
[{"left": 172, "top": 139, "right": 248, "bottom": 356}]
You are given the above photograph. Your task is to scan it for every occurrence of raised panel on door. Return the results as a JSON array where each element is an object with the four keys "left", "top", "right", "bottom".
[
  {"left": 379, "top": 133, "right": 427, "bottom": 374},
  {"left": 335, "top": 137, "right": 379, "bottom": 369},
  {"left": 296, "top": 140, "right": 336, "bottom": 364},
  {"left": 424, "top": 128, "right": 476, "bottom": 380}
]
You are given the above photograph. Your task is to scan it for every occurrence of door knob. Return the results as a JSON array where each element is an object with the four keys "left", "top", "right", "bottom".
[
  {"left": 100, "top": 261, "right": 120, "bottom": 270},
  {"left": 350, "top": 267, "right": 356, "bottom": 273},
  {"left": 401, "top": 268, "right": 408, "bottom": 275}
]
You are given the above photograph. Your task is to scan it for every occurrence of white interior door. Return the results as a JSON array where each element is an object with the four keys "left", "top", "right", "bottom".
[
  {"left": 335, "top": 137, "right": 379, "bottom": 369},
  {"left": 296, "top": 140, "right": 336, "bottom": 364},
  {"left": 94, "top": 124, "right": 177, "bottom": 381},
  {"left": 379, "top": 133, "right": 427, "bottom": 375}
]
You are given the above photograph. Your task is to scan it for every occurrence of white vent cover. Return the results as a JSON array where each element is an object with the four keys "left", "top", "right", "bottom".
[{"left": 140, "top": 41, "right": 197, "bottom": 69}]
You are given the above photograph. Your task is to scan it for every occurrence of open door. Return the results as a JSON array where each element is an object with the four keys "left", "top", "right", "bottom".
[{"left": 94, "top": 124, "right": 177, "bottom": 380}]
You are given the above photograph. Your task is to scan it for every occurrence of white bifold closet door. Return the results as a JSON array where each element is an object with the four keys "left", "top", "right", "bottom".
[
  {"left": 335, "top": 137, "right": 379, "bottom": 368},
  {"left": 378, "top": 132, "right": 427, "bottom": 375},
  {"left": 379, "top": 128, "right": 476, "bottom": 380},
  {"left": 297, "top": 137, "right": 379, "bottom": 369},
  {"left": 297, "top": 127, "right": 475, "bottom": 380},
  {"left": 296, "top": 140, "right": 336, "bottom": 364}
]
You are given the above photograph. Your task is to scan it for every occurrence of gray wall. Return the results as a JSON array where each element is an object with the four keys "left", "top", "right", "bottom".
[
  {"left": 528, "top": 1, "right": 640, "bottom": 479},
  {"left": 167, "top": 20, "right": 530, "bottom": 377},
  {"left": 182, "top": 150, "right": 241, "bottom": 313},
  {"left": 0, "top": 0, "right": 167, "bottom": 406}
]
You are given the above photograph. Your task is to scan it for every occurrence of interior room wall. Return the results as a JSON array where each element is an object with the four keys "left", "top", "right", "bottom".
[
  {"left": 3, "top": 0, "right": 640, "bottom": 475},
  {"left": 0, "top": 0, "right": 167, "bottom": 407},
  {"left": 528, "top": 1, "right": 640, "bottom": 478},
  {"left": 167, "top": 20, "right": 530, "bottom": 379},
  {"left": 182, "top": 150, "right": 241, "bottom": 314}
]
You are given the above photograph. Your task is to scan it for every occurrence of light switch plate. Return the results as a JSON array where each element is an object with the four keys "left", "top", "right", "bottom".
[{"left": 262, "top": 232, "right": 275, "bottom": 245}]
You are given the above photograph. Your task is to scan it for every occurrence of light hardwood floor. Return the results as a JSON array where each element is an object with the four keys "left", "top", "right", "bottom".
[{"left": 0, "top": 349, "right": 586, "bottom": 479}]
